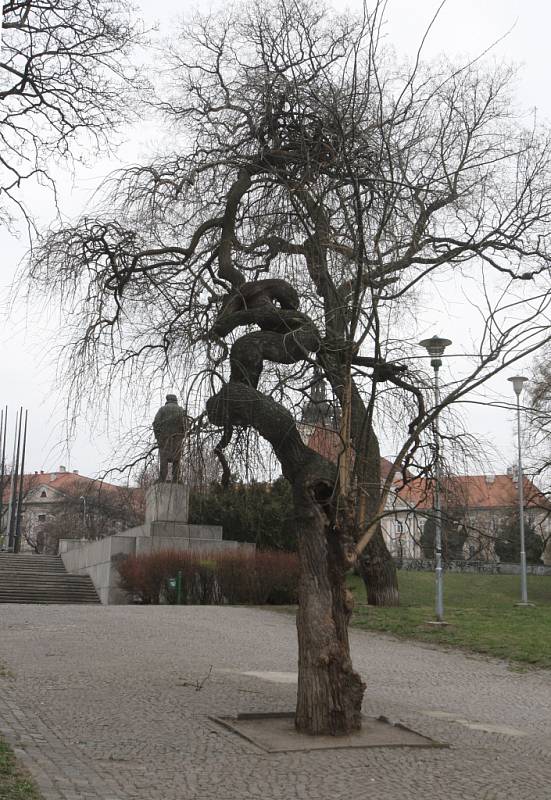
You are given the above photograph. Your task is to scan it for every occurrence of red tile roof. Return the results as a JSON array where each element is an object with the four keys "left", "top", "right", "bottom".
[
  {"left": 303, "top": 424, "right": 549, "bottom": 513},
  {"left": 397, "top": 474, "right": 549, "bottom": 512},
  {"left": 1, "top": 470, "right": 135, "bottom": 504},
  {"left": 306, "top": 426, "right": 344, "bottom": 463},
  {"left": 303, "top": 425, "right": 400, "bottom": 481}
]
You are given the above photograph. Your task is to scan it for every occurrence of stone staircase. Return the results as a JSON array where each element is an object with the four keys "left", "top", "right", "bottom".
[{"left": 0, "top": 553, "right": 100, "bottom": 604}]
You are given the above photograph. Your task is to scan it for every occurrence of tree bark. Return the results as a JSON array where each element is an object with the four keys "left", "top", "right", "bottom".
[
  {"left": 350, "top": 390, "right": 400, "bottom": 607},
  {"left": 359, "top": 528, "right": 400, "bottom": 606},
  {"left": 294, "top": 477, "right": 365, "bottom": 735},
  {"left": 207, "top": 382, "right": 365, "bottom": 735}
]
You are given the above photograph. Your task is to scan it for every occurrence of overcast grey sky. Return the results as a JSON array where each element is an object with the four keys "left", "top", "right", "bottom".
[{"left": 1, "top": 0, "right": 550, "bottom": 481}]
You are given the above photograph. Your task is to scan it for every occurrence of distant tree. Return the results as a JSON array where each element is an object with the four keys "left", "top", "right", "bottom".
[
  {"left": 1, "top": 0, "right": 143, "bottom": 227},
  {"left": 25, "top": 484, "right": 143, "bottom": 554},
  {"left": 494, "top": 512, "right": 544, "bottom": 564},
  {"left": 421, "top": 513, "right": 468, "bottom": 562},
  {"left": 189, "top": 477, "right": 296, "bottom": 550}
]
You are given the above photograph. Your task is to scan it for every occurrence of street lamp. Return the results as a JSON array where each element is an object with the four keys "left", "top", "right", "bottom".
[
  {"left": 419, "top": 335, "right": 452, "bottom": 623},
  {"left": 79, "top": 495, "right": 87, "bottom": 532},
  {"left": 507, "top": 376, "right": 532, "bottom": 607}
]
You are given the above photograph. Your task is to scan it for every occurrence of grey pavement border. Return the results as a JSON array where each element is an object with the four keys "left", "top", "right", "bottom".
[{"left": 211, "top": 712, "right": 445, "bottom": 752}]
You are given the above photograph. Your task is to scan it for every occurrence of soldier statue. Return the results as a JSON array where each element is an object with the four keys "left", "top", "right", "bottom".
[{"left": 153, "top": 394, "right": 189, "bottom": 483}]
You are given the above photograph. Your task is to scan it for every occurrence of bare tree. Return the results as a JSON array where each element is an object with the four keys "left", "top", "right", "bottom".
[
  {"left": 1, "top": 0, "right": 144, "bottom": 228},
  {"left": 29, "top": 1, "right": 551, "bottom": 735},
  {"left": 24, "top": 482, "right": 143, "bottom": 553}
]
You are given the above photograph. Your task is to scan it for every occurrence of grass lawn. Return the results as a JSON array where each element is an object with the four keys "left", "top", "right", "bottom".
[
  {"left": 349, "top": 571, "right": 551, "bottom": 669},
  {"left": 0, "top": 739, "right": 41, "bottom": 800}
]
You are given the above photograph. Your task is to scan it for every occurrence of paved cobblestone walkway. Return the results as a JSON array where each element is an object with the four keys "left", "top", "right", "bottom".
[{"left": 1, "top": 605, "right": 550, "bottom": 799}]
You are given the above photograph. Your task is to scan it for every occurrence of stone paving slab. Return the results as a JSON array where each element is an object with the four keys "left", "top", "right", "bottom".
[
  {"left": 213, "top": 712, "right": 443, "bottom": 752},
  {"left": 0, "top": 604, "right": 550, "bottom": 799}
]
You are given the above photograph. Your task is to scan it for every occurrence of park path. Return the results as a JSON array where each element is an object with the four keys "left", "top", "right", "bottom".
[{"left": 0, "top": 604, "right": 550, "bottom": 800}]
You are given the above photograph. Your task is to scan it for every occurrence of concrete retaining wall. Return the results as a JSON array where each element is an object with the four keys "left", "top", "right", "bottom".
[
  {"left": 60, "top": 532, "right": 254, "bottom": 604},
  {"left": 60, "top": 536, "right": 137, "bottom": 604}
]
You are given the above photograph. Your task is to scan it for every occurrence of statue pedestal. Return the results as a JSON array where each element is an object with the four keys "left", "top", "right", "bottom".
[
  {"left": 145, "top": 482, "right": 189, "bottom": 524},
  {"left": 59, "top": 479, "right": 254, "bottom": 605}
]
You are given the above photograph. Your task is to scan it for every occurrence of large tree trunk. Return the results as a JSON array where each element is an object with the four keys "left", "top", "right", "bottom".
[
  {"left": 207, "top": 383, "right": 365, "bottom": 735},
  {"left": 294, "top": 478, "right": 365, "bottom": 735},
  {"left": 359, "top": 528, "right": 400, "bottom": 606},
  {"left": 355, "top": 417, "right": 400, "bottom": 607}
]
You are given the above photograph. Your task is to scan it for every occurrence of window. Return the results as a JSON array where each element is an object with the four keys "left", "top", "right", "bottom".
[
  {"left": 38, "top": 514, "right": 46, "bottom": 522},
  {"left": 40, "top": 490, "right": 47, "bottom": 498},
  {"left": 396, "top": 520, "right": 404, "bottom": 534}
]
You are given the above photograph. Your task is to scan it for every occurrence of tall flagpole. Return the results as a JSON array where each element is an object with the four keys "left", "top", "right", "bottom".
[
  {"left": 14, "top": 410, "right": 28, "bottom": 553},
  {"left": 6, "top": 408, "right": 20, "bottom": 551},
  {"left": 0, "top": 407, "right": 6, "bottom": 544}
]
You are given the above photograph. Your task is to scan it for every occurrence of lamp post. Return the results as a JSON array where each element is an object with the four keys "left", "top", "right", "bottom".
[
  {"left": 79, "top": 495, "right": 87, "bottom": 532},
  {"left": 507, "top": 375, "right": 532, "bottom": 607},
  {"left": 419, "top": 335, "right": 452, "bottom": 623}
]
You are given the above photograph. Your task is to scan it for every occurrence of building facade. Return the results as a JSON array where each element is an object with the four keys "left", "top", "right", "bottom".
[
  {"left": 1, "top": 466, "right": 142, "bottom": 552},
  {"left": 297, "top": 379, "right": 551, "bottom": 564}
]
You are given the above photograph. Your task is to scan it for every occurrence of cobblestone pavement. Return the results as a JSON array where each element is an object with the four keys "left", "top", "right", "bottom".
[{"left": 1, "top": 605, "right": 550, "bottom": 800}]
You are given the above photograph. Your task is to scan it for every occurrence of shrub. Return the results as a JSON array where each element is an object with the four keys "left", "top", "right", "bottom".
[
  {"left": 215, "top": 552, "right": 265, "bottom": 604},
  {"left": 256, "top": 551, "right": 300, "bottom": 604},
  {"left": 116, "top": 548, "right": 300, "bottom": 605},
  {"left": 117, "top": 549, "right": 200, "bottom": 604},
  {"left": 189, "top": 478, "right": 297, "bottom": 550}
]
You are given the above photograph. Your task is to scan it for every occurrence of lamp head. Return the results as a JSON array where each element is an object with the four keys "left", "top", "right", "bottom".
[
  {"left": 508, "top": 375, "right": 528, "bottom": 397},
  {"left": 419, "top": 335, "right": 452, "bottom": 369}
]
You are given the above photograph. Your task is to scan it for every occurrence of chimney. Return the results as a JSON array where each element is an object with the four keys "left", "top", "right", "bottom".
[
  {"left": 40, "top": 470, "right": 44, "bottom": 474},
  {"left": 59, "top": 465, "right": 66, "bottom": 472},
  {"left": 73, "top": 469, "right": 79, "bottom": 475}
]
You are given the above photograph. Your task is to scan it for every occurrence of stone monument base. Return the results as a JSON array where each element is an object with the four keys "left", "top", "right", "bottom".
[
  {"left": 59, "top": 482, "right": 253, "bottom": 604},
  {"left": 145, "top": 482, "right": 189, "bottom": 523}
]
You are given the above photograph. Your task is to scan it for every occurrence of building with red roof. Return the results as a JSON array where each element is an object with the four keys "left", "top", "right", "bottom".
[
  {"left": 298, "top": 378, "right": 551, "bottom": 564},
  {"left": 392, "top": 470, "right": 551, "bottom": 563},
  {"left": 1, "top": 466, "right": 143, "bottom": 552}
]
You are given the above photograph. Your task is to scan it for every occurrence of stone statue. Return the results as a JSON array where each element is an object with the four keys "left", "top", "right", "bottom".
[{"left": 153, "top": 394, "right": 189, "bottom": 483}]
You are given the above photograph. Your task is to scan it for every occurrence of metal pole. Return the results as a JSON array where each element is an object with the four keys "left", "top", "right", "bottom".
[
  {"left": 6, "top": 408, "right": 21, "bottom": 551},
  {"left": 433, "top": 365, "right": 444, "bottom": 622},
  {"left": 14, "top": 410, "right": 28, "bottom": 554},
  {"left": 176, "top": 570, "right": 182, "bottom": 605},
  {"left": 0, "top": 407, "right": 6, "bottom": 543},
  {"left": 516, "top": 393, "right": 529, "bottom": 605}
]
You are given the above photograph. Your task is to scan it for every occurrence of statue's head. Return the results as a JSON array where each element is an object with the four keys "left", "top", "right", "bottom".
[{"left": 166, "top": 394, "right": 178, "bottom": 404}]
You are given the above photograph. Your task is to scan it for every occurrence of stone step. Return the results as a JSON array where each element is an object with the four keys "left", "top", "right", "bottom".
[
  {"left": 0, "top": 586, "right": 96, "bottom": 597},
  {"left": 0, "top": 576, "right": 93, "bottom": 580},
  {"left": 0, "top": 555, "right": 99, "bottom": 603},
  {"left": 0, "top": 598, "right": 100, "bottom": 604},
  {"left": 0, "top": 593, "right": 99, "bottom": 604},
  {"left": 0, "top": 564, "right": 67, "bottom": 573},
  {"left": 0, "top": 593, "right": 98, "bottom": 601},
  {"left": 0, "top": 553, "right": 62, "bottom": 559},
  {"left": 0, "top": 556, "right": 67, "bottom": 573},
  {"left": 0, "top": 556, "right": 65, "bottom": 564},
  {"left": 0, "top": 560, "right": 64, "bottom": 566}
]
